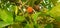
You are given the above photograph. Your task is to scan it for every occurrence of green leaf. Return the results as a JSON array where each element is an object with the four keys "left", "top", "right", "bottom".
[
  {"left": 22, "top": 0, "right": 27, "bottom": 2},
  {"left": 24, "top": 23, "right": 34, "bottom": 28},
  {"left": 41, "top": 0, "right": 54, "bottom": 10},
  {"left": 27, "top": 0, "right": 36, "bottom": 7},
  {"left": 12, "top": 23, "right": 21, "bottom": 28},
  {"left": 45, "top": 24, "right": 53, "bottom": 28},
  {"left": 0, "top": 9, "right": 13, "bottom": 24},
  {"left": 7, "top": 5, "right": 16, "bottom": 12},
  {"left": 32, "top": 12, "right": 41, "bottom": 21},
  {"left": 0, "top": 21, "right": 11, "bottom": 27},
  {"left": 24, "top": 23, "right": 30, "bottom": 28},
  {"left": 15, "top": 16, "right": 25, "bottom": 22},
  {"left": 51, "top": 0, "right": 58, "bottom": 5},
  {"left": 34, "top": 24, "right": 39, "bottom": 28}
]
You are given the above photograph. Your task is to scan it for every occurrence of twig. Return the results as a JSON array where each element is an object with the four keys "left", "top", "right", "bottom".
[
  {"left": 19, "top": 0, "right": 29, "bottom": 9},
  {"left": 19, "top": 0, "right": 29, "bottom": 16}
]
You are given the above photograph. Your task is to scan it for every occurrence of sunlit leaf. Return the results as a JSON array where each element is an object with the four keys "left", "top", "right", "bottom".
[
  {"left": 50, "top": 4, "right": 60, "bottom": 21},
  {"left": 15, "top": 6, "right": 18, "bottom": 15},
  {"left": 0, "top": 9, "right": 13, "bottom": 24}
]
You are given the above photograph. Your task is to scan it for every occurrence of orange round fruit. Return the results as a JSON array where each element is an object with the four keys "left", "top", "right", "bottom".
[{"left": 27, "top": 7, "right": 33, "bottom": 13}]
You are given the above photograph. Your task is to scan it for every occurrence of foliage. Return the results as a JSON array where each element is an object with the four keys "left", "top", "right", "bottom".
[{"left": 0, "top": 0, "right": 60, "bottom": 28}]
